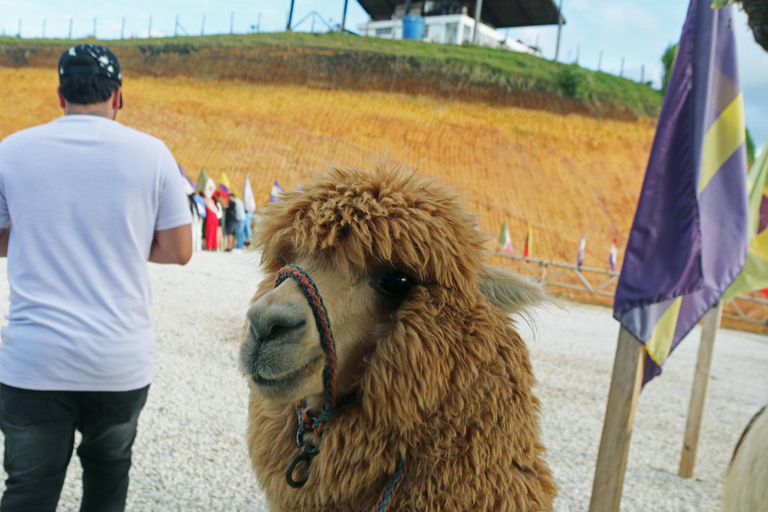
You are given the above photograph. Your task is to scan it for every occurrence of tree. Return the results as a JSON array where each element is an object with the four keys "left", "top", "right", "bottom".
[
  {"left": 661, "top": 43, "right": 679, "bottom": 96},
  {"left": 714, "top": 0, "right": 768, "bottom": 53}
]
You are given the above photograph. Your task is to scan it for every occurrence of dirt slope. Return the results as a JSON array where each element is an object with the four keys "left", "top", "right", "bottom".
[{"left": 0, "top": 66, "right": 655, "bottom": 270}]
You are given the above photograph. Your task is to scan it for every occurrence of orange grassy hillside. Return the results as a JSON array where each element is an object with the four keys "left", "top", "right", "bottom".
[{"left": 0, "top": 67, "right": 655, "bottom": 269}]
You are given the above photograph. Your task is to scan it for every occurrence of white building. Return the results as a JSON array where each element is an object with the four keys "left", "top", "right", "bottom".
[{"left": 358, "top": 13, "right": 541, "bottom": 56}]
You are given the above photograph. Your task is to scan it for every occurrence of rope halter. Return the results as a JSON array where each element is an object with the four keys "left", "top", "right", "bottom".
[{"left": 274, "top": 264, "right": 406, "bottom": 511}]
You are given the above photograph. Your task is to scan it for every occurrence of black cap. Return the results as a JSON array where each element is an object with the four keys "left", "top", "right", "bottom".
[{"left": 58, "top": 44, "right": 122, "bottom": 85}]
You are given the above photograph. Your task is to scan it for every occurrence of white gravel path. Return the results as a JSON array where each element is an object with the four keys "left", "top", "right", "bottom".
[{"left": 0, "top": 250, "right": 766, "bottom": 511}]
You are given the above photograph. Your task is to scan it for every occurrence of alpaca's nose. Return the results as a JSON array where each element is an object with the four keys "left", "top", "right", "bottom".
[{"left": 247, "top": 299, "right": 307, "bottom": 346}]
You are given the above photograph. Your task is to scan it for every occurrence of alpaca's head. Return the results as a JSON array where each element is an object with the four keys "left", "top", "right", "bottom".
[{"left": 240, "top": 164, "right": 546, "bottom": 403}]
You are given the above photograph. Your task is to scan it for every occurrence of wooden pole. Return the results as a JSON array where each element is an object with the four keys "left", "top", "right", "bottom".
[
  {"left": 341, "top": 0, "right": 349, "bottom": 34},
  {"left": 588, "top": 326, "right": 645, "bottom": 512},
  {"left": 554, "top": 0, "right": 564, "bottom": 61},
  {"left": 472, "top": 0, "right": 483, "bottom": 44},
  {"left": 679, "top": 300, "right": 723, "bottom": 478},
  {"left": 287, "top": 0, "right": 295, "bottom": 31}
]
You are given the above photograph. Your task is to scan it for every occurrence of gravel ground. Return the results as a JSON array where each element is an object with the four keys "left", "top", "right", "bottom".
[{"left": 0, "top": 250, "right": 766, "bottom": 511}]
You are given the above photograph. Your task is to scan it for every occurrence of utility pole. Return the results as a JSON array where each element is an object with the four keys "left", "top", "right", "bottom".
[
  {"left": 42, "top": 19, "right": 46, "bottom": 39},
  {"left": 17, "top": 18, "right": 21, "bottom": 38},
  {"left": 554, "top": 0, "right": 564, "bottom": 61},
  {"left": 231, "top": 11, "right": 234, "bottom": 34},
  {"left": 641, "top": 64, "right": 645, "bottom": 83},
  {"left": 148, "top": 16, "right": 152, "bottom": 38},
  {"left": 121, "top": 18, "right": 125, "bottom": 39},
  {"left": 69, "top": 18, "right": 73, "bottom": 39},
  {"left": 175, "top": 15, "right": 179, "bottom": 36},
  {"left": 575, "top": 44, "right": 579, "bottom": 64},
  {"left": 341, "top": 0, "right": 349, "bottom": 34},
  {"left": 93, "top": 17, "right": 97, "bottom": 38},
  {"left": 598, "top": 50, "right": 603, "bottom": 71},
  {"left": 472, "top": 0, "right": 483, "bottom": 44},
  {"left": 311, "top": 12, "right": 316, "bottom": 33},
  {"left": 257, "top": 12, "right": 261, "bottom": 33},
  {"left": 201, "top": 14, "right": 206, "bottom": 36},
  {"left": 620, "top": 57, "right": 624, "bottom": 77},
  {"left": 287, "top": 0, "right": 295, "bottom": 31}
]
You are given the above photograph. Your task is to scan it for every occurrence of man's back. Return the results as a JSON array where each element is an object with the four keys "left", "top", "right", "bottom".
[{"left": 0, "top": 115, "right": 190, "bottom": 391}]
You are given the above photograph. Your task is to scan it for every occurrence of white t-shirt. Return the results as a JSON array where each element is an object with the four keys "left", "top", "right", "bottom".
[{"left": 0, "top": 115, "right": 191, "bottom": 391}]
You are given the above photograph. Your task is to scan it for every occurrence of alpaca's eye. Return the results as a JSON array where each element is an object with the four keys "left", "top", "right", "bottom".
[{"left": 376, "top": 272, "right": 416, "bottom": 299}]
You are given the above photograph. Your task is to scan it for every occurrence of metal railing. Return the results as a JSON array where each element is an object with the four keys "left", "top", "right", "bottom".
[{"left": 492, "top": 252, "right": 768, "bottom": 326}]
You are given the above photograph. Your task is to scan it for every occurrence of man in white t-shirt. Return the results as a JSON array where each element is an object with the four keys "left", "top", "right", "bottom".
[{"left": 0, "top": 44, "right": 192, "bottom": 511}]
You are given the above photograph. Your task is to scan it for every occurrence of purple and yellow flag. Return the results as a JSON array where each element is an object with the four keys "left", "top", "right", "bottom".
[{"left": 613, "top": 0, "right": 749, "bottom": 384}]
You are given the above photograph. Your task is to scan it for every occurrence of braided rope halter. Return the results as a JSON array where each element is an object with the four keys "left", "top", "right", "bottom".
[{"left": 275, "top": 265, "right": 407, "bottom": 512}]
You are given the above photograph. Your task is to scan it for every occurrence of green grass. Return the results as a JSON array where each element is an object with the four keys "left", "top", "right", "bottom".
[{"left": 0, "top": 31, "right": 663, "bottom": 115}]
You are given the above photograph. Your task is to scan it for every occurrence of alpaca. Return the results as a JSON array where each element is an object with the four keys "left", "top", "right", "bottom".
[
  {"left": 722, "top": 405, "right": 768, "bottom": 511},
  {"left": 240, "top": 163, "right": 556, "bottom": 511}
]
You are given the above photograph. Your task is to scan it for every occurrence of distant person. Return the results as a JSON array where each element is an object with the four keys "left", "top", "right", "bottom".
[
  {"left": 192, "top": 192, "right": 207, "bottom": 251},
  {"left": 0, "top": 44, "right": 192, "bottom": 511},
  {"left": 204, "top": 192, "right": 219, "bottom": 251},
  {"left": 233, "top": 193, "right": 247, "bottom": 250},
  {"left": 225, "top": 193, "right": 238, "bottom": 251}
]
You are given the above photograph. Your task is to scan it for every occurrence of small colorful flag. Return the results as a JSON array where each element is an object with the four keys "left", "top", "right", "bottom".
[
  {"left": 179, "top": 165, "right": 196, "bottom": 196},
  {"left": 577, "top": 232, "right": 586, "bottom": 268},
  {"left": 196, "top": 169, "right": 210, "bottom": 193},
  {"left": 270, "top": 180, "right": 284, "bottom": 203},
  {"left": 614, "top": 0, "right": 749, "bottom": 385},
  {"left": 523, "top": 225, "right": 532, "bottom": 259},
  {"left": 220, "top": 171, "right": 241, "bottom": 198},
  {"left": 722, "top": 143, "right": 768, "bottom": 303},
  {"left": 498, "top": 220, "right": 514, "bottom": 254},
  {"left": 243, "top": 175, "right": 257, "bottom": 213},
  {"left": 609, "top": 238, "right": 618, "bottom": 272}
]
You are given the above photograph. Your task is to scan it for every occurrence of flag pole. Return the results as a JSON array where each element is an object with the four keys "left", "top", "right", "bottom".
[
  {"left": 678, "top": 299, "right": 723, "bottom": 478},
  {"left": 588, "top": 326, "right": 645, "bottom": 512}
]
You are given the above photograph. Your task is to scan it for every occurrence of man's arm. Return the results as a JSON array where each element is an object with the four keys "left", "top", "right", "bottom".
[
  {"left": 149, "top": 224, "right": 192, "bottom": 265},
  {"left": 0, "top": 227, "right": 9, "bottom": 258}
]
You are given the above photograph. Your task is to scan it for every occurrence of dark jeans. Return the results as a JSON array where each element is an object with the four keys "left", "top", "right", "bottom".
[{"left": 0, "top": 384, "right": 149, "bottom": 512}]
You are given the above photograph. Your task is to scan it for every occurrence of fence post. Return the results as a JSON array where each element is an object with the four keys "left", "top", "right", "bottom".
[
  {"left": 588, "top": 327, "right": 645, "bottom": 512},
  {"left": 679, "top": 300, "right": 723, "bottom": 478}
]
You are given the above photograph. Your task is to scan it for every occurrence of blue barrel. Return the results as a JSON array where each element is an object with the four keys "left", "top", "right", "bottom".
[{"left": 402, "top": 15, "right": 424, "bottom": 40}]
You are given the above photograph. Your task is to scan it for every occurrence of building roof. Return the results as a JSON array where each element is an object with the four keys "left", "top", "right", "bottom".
[{"left": 356, "top": 0, "right": 565, "bottom": 28}]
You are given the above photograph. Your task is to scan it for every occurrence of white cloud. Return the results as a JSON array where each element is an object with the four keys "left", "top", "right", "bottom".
[{"left": 599, "top": 1, "right": 659, "bottom": 31}]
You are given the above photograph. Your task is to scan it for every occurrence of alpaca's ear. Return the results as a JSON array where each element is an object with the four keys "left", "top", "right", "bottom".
[{"left": 478, "top": 263, "right": 549, "bottom": 315}]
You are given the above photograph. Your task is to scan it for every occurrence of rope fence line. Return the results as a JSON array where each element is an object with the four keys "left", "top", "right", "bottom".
[{"left": 492, "top": 252, "right": 768, "bottom": 326}]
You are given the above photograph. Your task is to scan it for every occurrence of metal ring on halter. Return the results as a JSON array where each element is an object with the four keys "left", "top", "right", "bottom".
[{"left": 286, "top": 452, "right": 313, "bottom": 489}]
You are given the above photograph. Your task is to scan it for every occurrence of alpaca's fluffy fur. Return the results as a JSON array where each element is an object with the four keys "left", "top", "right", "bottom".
[
  {"left": 246, "top": 164, "right": 557, "bottom": 511},
  {"left": 723, "top": 406, "right": 768, "bottom": 511}
]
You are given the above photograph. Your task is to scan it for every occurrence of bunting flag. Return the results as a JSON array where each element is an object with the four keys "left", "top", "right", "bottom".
[
  {"left": 722, "top": 145, "right": 768, "bottom": 303},
  {"left": 498, "top": 220, "right": 514, "bottom": 254},
  {"left": 179, "top": 165, "right": 196, "bottom": 196},
  {"left": 270, "top": 180, "right": 284, "bottom": 203},
  {"left": 220, "top": 171, "right": 241, "bottom": 198},
  {"left": 196, "top": 169, "right": 210, "bottom": 194},
  {"left": 243, "top": 175, "right": 257, "bottom": 213},
  {"left": 609, "top": 238, "right": 618, "bottom": 272},
  {"left": 523, "top": 225, "right": 532, "bottom": 259},
  {"left": 577, "top": 232, "right": 586, "bottom": 268},
  {"left": 613, "top": 0, "right": 750, "bottom": 385}
]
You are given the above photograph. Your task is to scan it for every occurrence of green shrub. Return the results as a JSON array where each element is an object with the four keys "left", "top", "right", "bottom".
[{"left": 556, "top": 64, "right": 594, "bottom": 100}]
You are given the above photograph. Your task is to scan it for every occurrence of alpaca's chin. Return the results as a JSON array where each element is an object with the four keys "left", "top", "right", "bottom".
[{"left": 249, "top": 355, "right": 324, "bottom": 402}]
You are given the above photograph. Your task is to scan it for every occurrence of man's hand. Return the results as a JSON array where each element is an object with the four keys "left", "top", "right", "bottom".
[
  {"left": 149, "top": 224, "right": 193, "bottom": 265},
  {"left": 0, "top": 227, "right": 9, "bottom": 257}
]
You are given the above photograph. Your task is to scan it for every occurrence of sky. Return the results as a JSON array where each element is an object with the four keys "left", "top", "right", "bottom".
[{"left": 1, "top": 0, "right": 766, "bottom": 153}]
